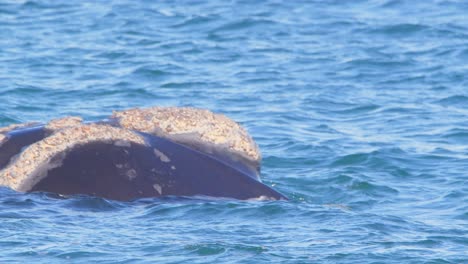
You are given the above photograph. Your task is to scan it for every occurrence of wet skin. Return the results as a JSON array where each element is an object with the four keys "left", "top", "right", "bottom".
[{"left": 1, "top": 126, "right": 287, "bottom": 201}]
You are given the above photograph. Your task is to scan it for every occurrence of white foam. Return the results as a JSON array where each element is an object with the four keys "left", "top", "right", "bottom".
[{"left": 247, "top": 196, "right": 274, "bottom": 201}]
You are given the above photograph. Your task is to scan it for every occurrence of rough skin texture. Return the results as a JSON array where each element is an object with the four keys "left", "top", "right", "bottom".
[
  {"left": 112, "top": 107, "right": 261, "bottom": 163},
  {"left": 45, "top": 116, "right": 83, "bottom": 132},
  {"left": 0, "top": 124, "right": 145, "bottom": 191},
  {"left": 0, "top": 106, "right": 261, "bottom": 192}
]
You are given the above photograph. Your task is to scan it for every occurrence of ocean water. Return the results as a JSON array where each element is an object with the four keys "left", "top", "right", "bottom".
[{"left": 1, "top": 0, "right": 467, "bottom": 263}]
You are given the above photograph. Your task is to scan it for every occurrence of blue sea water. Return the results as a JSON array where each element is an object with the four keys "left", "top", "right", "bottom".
[{"left": 1, "top": 0, "right": 467, "bottom": 263}]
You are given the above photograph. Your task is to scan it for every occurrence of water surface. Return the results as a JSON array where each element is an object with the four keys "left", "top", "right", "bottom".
[{"left": 1, "top": 0, "right": 467, "bottom": 263}]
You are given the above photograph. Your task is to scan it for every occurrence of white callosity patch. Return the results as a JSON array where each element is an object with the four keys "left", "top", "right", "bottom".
[
  {"left": 112, "top": 106, "right": 261, "bottom": 165},
  {"left": 45, "top": 116, "right": 82, "bottom": 132},
  {"left": 126, "top": 169, "right": 137, "bottom": 181},
  {"left": 153, "top": 148, "right": 171, "bottom": 163},
  {"left": 153, "top": 184, "right": 162, "bottom": 195},
  {"left": 0, "top": 124, "right": 146, "bottom": 192},
  {"left": 114, "top": 140, "right": 132, "bottom": 148},
  {"left": 0, "top": 106, "right": 264, "bottom": 194}
]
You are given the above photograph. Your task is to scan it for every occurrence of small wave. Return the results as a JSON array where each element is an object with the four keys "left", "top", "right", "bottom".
[
  {"left": 93, "top": 51, "right": 129, "bottom": 60},
  {"left": 161, "top": 81, "right": 208, "bottom": 89},
  {"left": 0, "top": 115, "right": 20, "bottom": 126},
  {"left": 441, "top": 129, "right": 468, "bottom": 143},
  {"left": 348, "top": 180, "right": 399, "bottom": 196},
  {"left": 343, "top": 58, "right": 415, "bottom": 70},
  {"left": 132, "top": 67, "right": 171, "bottom": 80},
  {"left": 171, "top": 15, "right": 218, "bottom": 29},
  {"left": 263, "top": 155, "right": 320, "bottom": 169},
  {"left": 329, "top": 104, "right": 380, "bottom": 116},
  {"left": 61, "top": 195, "right": 123, "bottom": 212},
  {"left": 184, "top": 243, "right": 226, "bottom": 256},
  {"left": 331, "top": 153, "right": 370, "bottom": 166},
  {"left": 434, "top": 95, "right": 468, "bottom": 107},
  {"left": 368, "top": 23, "right": 429, "bottom": 36},
  {"left": 211, "top": 18, "right": 276, "bottom": 33}
]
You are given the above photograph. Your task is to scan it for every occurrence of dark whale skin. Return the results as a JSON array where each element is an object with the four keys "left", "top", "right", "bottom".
[{"left": 2, "top": 127, "right": 286, "bottom": 201}]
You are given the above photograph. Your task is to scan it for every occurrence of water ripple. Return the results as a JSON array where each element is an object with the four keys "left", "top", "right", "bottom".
[{"left": 0, "top": 0, "right": 467, "bottom": 263}]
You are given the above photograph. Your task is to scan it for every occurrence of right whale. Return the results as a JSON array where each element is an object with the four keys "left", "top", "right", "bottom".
[{"left": 0, "top": 107, "right": 287, "bottom": 201}]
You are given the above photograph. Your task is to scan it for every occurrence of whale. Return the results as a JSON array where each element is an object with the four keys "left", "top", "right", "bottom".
[{"left": 0, "top": 107, "right": 287, "bottom": 201}]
